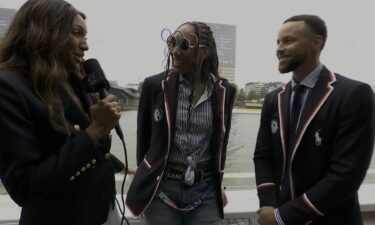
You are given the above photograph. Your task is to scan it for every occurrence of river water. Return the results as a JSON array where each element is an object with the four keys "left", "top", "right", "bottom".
[
  {"left": 111, "top": 110, "right": 257, "bottom": 173},
  {"left": 111, "top": 110, "right": 375, "bottom": 189},
  {"left": 1, "top": 110, "right": 374, "bottom": 194}
]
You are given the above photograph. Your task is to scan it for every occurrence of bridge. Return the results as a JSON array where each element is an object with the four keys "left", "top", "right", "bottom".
[{"left": 109, "top": 87, "right": 139, "bottom": 110}]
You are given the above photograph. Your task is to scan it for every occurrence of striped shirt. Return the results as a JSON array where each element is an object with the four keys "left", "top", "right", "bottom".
[
  {"left": 290, "top": 64, "right": 323, "bottom": 129},
  {"left": 168, "top": 74, "right": 215, "bottom": 166}
]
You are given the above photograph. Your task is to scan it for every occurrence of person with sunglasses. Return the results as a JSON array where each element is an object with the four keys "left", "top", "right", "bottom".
[{"left": 126, "top": 21, "right": 236, "bottom": 225}]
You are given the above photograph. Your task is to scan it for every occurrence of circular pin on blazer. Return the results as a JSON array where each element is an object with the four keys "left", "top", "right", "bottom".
[
  {"left": 153, "top": 107, "right": 163, "bottom": 122},
  {"left": 271, "top": 120, "right": 279, "bottom": 134}
]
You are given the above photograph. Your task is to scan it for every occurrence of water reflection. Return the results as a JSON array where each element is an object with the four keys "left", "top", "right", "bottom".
[
  {"left": 1, "top": 110, "right": 374, "bottom": 194},
  {"left": 112, "top": 110, "right": 259, "bottom": 173},
  {"left": 111, "top": 110, "right": 375, "bottom": 188}
]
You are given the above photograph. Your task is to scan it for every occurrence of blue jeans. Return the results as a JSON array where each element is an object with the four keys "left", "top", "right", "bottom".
[{"left": 144, "top": 177, "right": 221, "bottom": 225}]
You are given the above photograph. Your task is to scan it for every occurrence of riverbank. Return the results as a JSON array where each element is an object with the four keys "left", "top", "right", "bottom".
[{"left": 232, "top": 107, "right": 261, "bottom": 114}]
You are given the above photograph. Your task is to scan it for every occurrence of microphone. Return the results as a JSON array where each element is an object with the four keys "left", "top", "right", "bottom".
[
  {"left": 84, "top": 59, "right": 130, "bottom": 225},
  {"left": 83, "top": 58, "right": 124, "bottom": 140}
]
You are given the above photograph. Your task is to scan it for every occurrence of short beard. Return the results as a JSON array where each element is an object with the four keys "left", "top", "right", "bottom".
[{"left": 279, "top": 60, "right": 299, "bottom": 74}]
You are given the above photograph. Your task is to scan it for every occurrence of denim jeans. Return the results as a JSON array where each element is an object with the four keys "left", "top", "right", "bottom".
[{"left": 144, "top": 177, "right": 221, "bottom": 225}]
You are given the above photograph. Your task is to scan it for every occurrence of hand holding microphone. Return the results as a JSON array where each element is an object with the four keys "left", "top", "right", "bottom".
[
  {"left": 87, "top": 94, "right": 121, "bottom": 142},
  {"left": 83, "top": 59, "right": 130, "bottom": 225},
  {"left": 83, "top": 58, "right": 122, "bottom": 142}
]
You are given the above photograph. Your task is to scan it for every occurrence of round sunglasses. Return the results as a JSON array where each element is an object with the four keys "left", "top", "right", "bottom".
[{"left": 161, "top": 28, "right": 206, "bottom": 51}]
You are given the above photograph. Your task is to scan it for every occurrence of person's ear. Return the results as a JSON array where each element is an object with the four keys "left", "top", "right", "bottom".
[{"left": 313, "top": 35, "right": 324, "bottom": 51}]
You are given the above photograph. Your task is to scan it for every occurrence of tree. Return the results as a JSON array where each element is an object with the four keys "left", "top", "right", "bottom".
[
  {"left": 236, "top": 88, "right": 247, "bottom": 102},
  {"left": 259, "top": 87, "right": 268, "bottom": 99},
  {"left": 247, "top": 90, "right": 258, "bottom": 101}
]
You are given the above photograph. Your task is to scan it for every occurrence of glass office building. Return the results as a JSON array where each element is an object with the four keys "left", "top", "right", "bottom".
[{"left": 207, "top": 23, "right": 236, "bottom": 84}]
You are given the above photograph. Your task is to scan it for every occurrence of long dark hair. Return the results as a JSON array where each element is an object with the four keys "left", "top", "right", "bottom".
[
  {"left": 165, "top": 21, "right": 220, "bottom": 80},
  {"left": 0, "top": 0, "right": 85, "bottom": 135}
]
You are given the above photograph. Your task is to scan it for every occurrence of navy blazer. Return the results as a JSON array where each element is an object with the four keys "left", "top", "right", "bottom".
[
  {"left": 254, "top": 67, "right": 375, "bottom": 225},
  {"left": 126, "top": 71, "right": 236, "bottom": 218},
  {"left": 0, "top": 70, "right": 116, "bottom": 225}
]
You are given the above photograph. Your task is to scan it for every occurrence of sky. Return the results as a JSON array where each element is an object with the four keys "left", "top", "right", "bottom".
[{"left": 1, "top": 0, "right": 375, "bottom": 89}]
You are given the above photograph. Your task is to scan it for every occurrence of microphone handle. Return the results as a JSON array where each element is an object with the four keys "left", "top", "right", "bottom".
[
  {"left": 99, "top": 88, "right": 109, "bottom": 99},
  {"left": 115, "top": 124, "right": 124, "bottom": 140},
  {"left": 98, "top": 89, "right": 124, "bottom": 140}
]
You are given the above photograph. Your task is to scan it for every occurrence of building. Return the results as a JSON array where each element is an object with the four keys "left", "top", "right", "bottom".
[
  {"left": 245, "top": 81, "right": 284, "bottom": 94},
  {"left": 108, "top": 80, "right": 120, "bottom": 88},
  {"left": 0, "top": 8, "right": 16, "bottom": 38},
  {"left": 265, "top": 81, "right": 284, "bottom": 92},
  {"left": 206, "top": 23, "right": 236, "bottom": 84},
  {"left": 109, "top": 86, "right": 139, "bottom": 110},
  {"left": 244, "top": 82, "right": 264, "bottom": 94},
  {"left": 125, "top": 83, "right": 140, "bottom": 91},
  {"left": 108, "top": 80, "right": 140, "bottom": 109}
]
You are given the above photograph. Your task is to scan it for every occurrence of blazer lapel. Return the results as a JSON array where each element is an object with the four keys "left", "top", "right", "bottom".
[
  {"left": 211, "top": 79, "right": 226, "bottom": 171},
  {"left": 291, "top": 67, "right": 337, "bottom": 161},
  {"left": 162, "top": 72, "right": 179, "bottom": 152},
  {"left": 278, "top": 82, "right": 292, "bottom": 167},
  {"left": 61, "top": 86, "right": 91, "bottom": 129},
  {"left": 211, "top": 82, "right": 221, "bottom": 133}
]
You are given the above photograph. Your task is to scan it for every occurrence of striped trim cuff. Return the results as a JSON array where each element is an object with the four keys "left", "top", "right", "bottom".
[
  {"left": 143, "top": 158, "right": 151, "bottom": 169},
  {"left": 302, "top": 193, "right": 324, "bottom": 216},
  {"left": 274, "top": 208, "right": 285, "bottom": 225},
  {"left": 257, "top": 182, "right": 275, "bottom": 189}
]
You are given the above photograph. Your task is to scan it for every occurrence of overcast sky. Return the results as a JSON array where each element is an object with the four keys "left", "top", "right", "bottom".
[{"left": 1, "top": 0, "right": 375, "bottom": 88}]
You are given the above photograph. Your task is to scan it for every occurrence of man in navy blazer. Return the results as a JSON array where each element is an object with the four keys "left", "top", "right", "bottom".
[{"left": 254, "top": 15, "right": 375, "bottom": 225}]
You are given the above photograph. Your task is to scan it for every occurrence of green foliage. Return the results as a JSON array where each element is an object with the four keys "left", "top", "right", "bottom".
[
  {"left": 247, "top": 90, "right": 258, "bottom": 101},
  {"left": 259, "top": 87, "right": 268, "bottom": 99},
  {"left": 236, "top": 88, "right": 247, "bottom": 102}
]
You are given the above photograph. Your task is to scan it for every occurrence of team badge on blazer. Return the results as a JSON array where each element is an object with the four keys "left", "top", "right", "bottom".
[
  {"left": 153, "top": 107, "right": 163, "bottom": 122},
  {"left": 315, "top": 129, "right": 322, "bottom": 146},
  {"left": 271, "top": 120, "right": 278, "bottom": 134}
]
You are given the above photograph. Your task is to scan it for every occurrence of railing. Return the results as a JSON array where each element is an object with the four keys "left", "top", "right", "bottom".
[{"left": 222, "top": 218, "right": 252, "bottom": 225}]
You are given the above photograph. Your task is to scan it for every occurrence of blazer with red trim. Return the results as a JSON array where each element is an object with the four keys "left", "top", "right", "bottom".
[
  {"left": 0, "top": 70, "right": 116, "bottom": 225},
  {"left": 125, "top": 71, "right": 236, "bottom": 218},
  {"left": 254, "top": 67, "right": 375, "bottom": 225}
]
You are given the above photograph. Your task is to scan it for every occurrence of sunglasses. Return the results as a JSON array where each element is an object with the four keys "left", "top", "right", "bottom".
[
  {"left": 162, "top": 29, "right": 206, "bottom": 51},
  {"left": 167, "top": 35, "right": 192, "bottom": 51}
]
